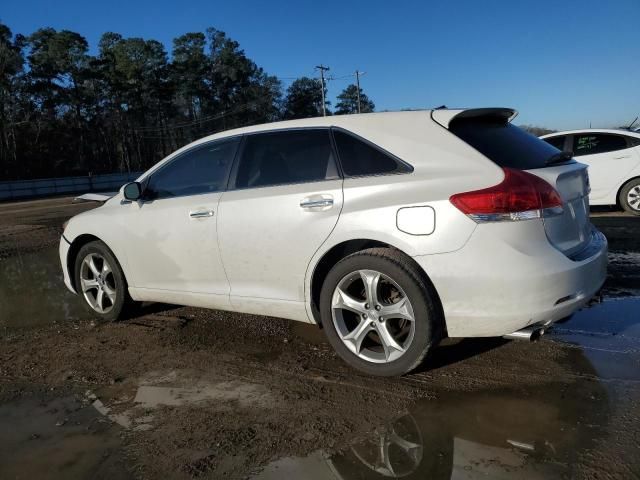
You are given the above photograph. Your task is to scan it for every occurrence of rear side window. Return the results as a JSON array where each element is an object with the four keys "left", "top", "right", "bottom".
[
  {"left": 449, "top": 118, "right": 565, "bottom": 170},
  {"left": 572, "top": 134, "right": 628, "bottom": 156},
  {"left": 147, "top": 138, "right": 239, "bottom": 199},
  {"left": 543, "top": 135, "right": 567, "bottom": 150},
  {"left": 333, "top": 130, "right": 412, "bottom": 177},
  {"left": 235, "top": 129, "right": 338, "bottom": 189}
]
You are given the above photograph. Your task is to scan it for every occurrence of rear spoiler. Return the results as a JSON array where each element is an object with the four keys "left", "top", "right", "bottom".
[
  {"left": 73, "top": 192, "right": 118, "bottom": 203},
  {"left": 431, "top": 108, "right": 518, "bottom": 129}
]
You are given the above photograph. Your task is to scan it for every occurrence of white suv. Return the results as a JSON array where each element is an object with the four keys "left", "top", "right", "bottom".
[
  {"left": 540, "top": 129, "right": 640, "bottom": 214},
  {"left": 60, "top": 108, "right": 607, "bottom": 376}
]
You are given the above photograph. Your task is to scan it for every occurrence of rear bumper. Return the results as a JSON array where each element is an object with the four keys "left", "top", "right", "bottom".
[
  {"left": 414, "top": 221, "right": 607, "bottom": 337},
  {"left": 59, "top": 235, "right": 76, "bottom": 294}
]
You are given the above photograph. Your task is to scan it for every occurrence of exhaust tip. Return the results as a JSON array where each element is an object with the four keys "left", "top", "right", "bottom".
[{"left": 503, "top": 326, "right": 546, "bottom": 342}]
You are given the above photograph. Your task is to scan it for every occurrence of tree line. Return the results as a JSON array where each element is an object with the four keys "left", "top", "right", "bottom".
[{"left": 0, "top": 23, "right": 375, "bottom": 181}]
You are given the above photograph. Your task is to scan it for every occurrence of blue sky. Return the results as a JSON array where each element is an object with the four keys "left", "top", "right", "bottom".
[{"left": 2, "top": 0, "right": 639, "bottom": 130}]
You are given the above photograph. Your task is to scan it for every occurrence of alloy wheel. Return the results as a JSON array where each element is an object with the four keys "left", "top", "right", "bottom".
[
  {"left": 627, "top": 185, "right": 640, "bottom": 211},
  {"left": 80, "top": 253, "right": 116, "bottom": 313},
  {"left": 331, "top": 269, "right": 416, "bottom": 363}
]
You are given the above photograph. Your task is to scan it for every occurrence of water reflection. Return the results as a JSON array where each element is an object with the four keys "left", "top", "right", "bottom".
[
  {"left": 256, "top": 348, "right": 610, "bottom": 479},
  {"left": 0, "top": 248, "right": 88, "bottom": 328},
  {"left": 258, "top": 382, "right": 606, "bottom": 478}
]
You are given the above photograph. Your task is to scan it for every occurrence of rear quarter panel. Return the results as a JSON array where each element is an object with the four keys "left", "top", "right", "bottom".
[{"left": 304, "top": 113, "right": 503, "bottom": 319}]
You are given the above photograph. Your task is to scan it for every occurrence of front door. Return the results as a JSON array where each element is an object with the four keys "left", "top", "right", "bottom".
[{"left": 120, "top": 137, "right": 240, "bottom": 297}]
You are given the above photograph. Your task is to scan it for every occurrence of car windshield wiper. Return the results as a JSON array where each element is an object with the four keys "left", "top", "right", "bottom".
[{"left": 546, "top": 151, "right": 573, "bottom": 166}]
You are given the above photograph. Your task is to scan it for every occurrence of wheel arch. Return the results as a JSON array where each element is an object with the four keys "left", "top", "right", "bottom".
[
  {"left": 308, "top": 238, "right": 445, "bottom": 333},
  {"left": 616, "top": 175, "right": 640, "bottom": 208},
  {"left": 67, "top": 234, "right": 122, "bottom": 292}
]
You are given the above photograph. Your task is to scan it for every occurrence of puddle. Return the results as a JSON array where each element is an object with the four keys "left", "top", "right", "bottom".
[
  {"left": 0, "top": 394, "right": 130, "bottom": 479},
  {"left": 254, "top": 377, "right": 608, "bottom": 479},
  {"left": 87, "top": 370, "right": 275, "bottom": 432},
  {"left": 134, "top": 381, "right": 273, "bottom": 408},
  {"left": 0, "top": 247, "right": 88, "bottom": 329},
  {"left": 548, "top": 297, "right": 640, "bottom": 381}
]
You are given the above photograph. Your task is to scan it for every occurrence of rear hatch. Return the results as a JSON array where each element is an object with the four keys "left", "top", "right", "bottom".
[{"left": 436, "top": 108, "right": 592, "bottom": 258}]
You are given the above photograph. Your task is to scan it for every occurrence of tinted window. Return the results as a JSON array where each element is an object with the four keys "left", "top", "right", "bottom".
[
  {"left": 543, "top": 135, "right": 566, "bottom": 150},
  {"left": 333, "top": 130, "right": 411, "bottom": 176},
  {"left": 147, "top": 138, "right": 239, "bottom": 199},
  {"left": 235, "top": 129, "right": 337, "bottom": 189},
  {"left": 449, "top": 118, "right": 566, "bottom": 169},
  {"left": 572, "top": 134, "right": 628, "bottom": 157}
]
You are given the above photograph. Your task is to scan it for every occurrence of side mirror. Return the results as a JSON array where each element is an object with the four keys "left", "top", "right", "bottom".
[{"left": 123, "top": 182, "right": 142, "bottom": 201}]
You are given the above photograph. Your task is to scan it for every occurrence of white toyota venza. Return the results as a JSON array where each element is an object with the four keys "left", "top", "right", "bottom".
[{"left": 60, "top": 108, "right": 607, "bottom": 376}]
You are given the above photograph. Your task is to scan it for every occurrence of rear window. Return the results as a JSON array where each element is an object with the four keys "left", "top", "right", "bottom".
[
  {"left": 333, "top": 129, "right": 412, "bottom": 177},
  {"left": 450, "top": 118, "right": 567, "bottom": 170}
]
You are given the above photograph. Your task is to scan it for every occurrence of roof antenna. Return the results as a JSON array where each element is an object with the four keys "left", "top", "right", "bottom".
[
  {"left": 627, "top": 116, "right": 638, "bottom": 130},
  {"left": 435, "top": 105, "right": 447, "bottom": 110}
]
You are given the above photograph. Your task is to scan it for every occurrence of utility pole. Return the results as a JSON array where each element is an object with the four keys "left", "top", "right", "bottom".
[
  {"left": 355, "top": 70, "right": 366, "bottom": 113},
  {"left": 315, "top": 65, "right": 330, "bottom": 116}
]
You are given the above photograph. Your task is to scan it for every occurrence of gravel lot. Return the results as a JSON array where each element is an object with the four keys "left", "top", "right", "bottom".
[{"left": 1, "top": 197, "right": 639, "bottom": 479}]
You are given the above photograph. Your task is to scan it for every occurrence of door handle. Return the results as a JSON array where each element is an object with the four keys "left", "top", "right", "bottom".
[
  {"left": 300, "top": 197, "right": 334, "bottom": 209},
  {"left": 189, "top": 209, "right": 214, "bottom": 218},
  {"left": 613, "top": 155, "right": 631, "bottom": 159}
]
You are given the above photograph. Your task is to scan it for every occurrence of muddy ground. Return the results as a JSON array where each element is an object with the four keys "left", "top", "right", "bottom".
[{"left": 0, "top": 197, "right": 639, "bottom": 479}]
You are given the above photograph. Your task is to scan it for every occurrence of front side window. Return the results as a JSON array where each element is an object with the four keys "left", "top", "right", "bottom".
[
  {"left": 146, "top": 138, "right": 240, "bottom": 199},
  {"left": 333, "top": 129, "right": 412, "bottom": 176},
  {"left": 234, "top": 129, "right": 338, "bottom": 189},
  {"left": 543, "top": 135, "right": 566, "bottom": 150},
  {"left": 572, "top": 134, "right": 628, "bottom": 157}
]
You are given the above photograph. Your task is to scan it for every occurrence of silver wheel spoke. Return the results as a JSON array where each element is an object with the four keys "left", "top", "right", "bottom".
[
  {"left": 380, "top": 297, "right": 414, "bottom": 321},
  {"left": 333, "top": 287, "right": 367, "bottom": 315},
  {"left": 103, "top": 284, "right": 116, "bottom": 304},
  {"left": 343, "top": 319, "right": 373, "bottom": 353},
  {"left": 360, "top": 270, "right": 381, "bottom": 306},
  {"left": 81, "top": 278, "right": 99, "bottom": 292},
  {"left": 95, "top": 289, "right": 105, "bottom": 312},
  {"left": 377, "top": 322, "right": 405, "bottom": 360},
  {"left": 87, "top": 256, "right": 101, "bottom": 278},
  {"left": 102, "top": 262, "right": 112, "bottom": 276}
]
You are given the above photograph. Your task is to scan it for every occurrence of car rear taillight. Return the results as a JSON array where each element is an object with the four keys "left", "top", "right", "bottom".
[{"left": 449, "top": 168, "right": 564, "bottom": 222}]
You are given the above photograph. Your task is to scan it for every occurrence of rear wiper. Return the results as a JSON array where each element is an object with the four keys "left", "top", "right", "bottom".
[{"left": 546, "top": 150, "right": 573, "bottom": 166}]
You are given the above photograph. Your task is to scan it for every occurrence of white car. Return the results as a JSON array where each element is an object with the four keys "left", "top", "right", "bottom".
[
  {"left": 540, "top": 129, "right": 640, "bottom": 214},
  {"left": 60, "top": 109, "right": 607, "bottom": 376}
]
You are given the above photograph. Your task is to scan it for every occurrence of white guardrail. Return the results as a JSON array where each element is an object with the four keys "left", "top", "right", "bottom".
[{"left": 0, "top": 172, "right": 142, "bottom": 201}]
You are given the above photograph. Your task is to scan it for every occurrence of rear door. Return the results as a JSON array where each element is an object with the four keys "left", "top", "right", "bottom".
[
  {"left": 445, "top": 110, "right": 592, "bottom": 257},
  {"left": 217, "top": 128, "right": 343, "bottom": 307},
  {"left": 571, "top": 133, "right": 639, "bottom": 201}
]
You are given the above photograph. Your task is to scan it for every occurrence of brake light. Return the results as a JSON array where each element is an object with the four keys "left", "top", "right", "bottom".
[{"left": 450, "top": 168, "right": 563, "bottom": 222}]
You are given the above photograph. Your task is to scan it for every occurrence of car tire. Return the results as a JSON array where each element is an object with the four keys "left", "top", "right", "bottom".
[
  {"left": 319, "top": 248, "right": 443, "bottom": 376},
  {"left": 74, "top": 240, "right": 133, "bottom": 322},
  {"left": 619, "top": 178, "right": 640, "bottom": 215}
]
